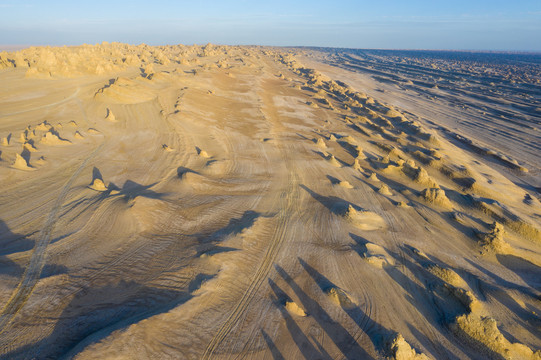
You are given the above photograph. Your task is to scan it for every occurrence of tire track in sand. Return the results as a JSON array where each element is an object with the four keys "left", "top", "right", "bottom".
[
  {"left": 201, "top": 72, "right": 301, "bottom": 360},
  {"left": 0, "top": 142, "right": 104, "bottom": 337},
  {"left": 201, "top": 169, "right": 300, "bottom": 360}
]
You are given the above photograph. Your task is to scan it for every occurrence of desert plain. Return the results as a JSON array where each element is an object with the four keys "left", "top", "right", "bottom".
[{"left": 0, "top": 43, "right": 540, "bottom": 359}]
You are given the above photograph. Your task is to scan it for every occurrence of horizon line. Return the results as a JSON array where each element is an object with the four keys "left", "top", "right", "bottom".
[{"left": 1, "top": 43, "right": 540, "bottom": 55}]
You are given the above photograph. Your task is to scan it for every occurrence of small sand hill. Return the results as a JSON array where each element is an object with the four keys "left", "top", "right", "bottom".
[
  {"left": 326, "top": 287, "right": 356, "bottom": 309},
  {"left": 421, "top": 188, "right": 452, "bottom": 208},
  {"left": 326, "top": 154, "right": 341, "bottom": 167},
  {"left": 95, "top": 77, "right": 156, "bottom": 104},
  {"left": 338, "top": 180, "right": 353, "bottom": 189},
  {"left": 0, "top": 135, "right": 9, "bottom": 146},
  {"left": 477, "top": 222, "right": 509, "bottom": 253},
  {"left": 162, "top": 144, "right": 174, "bottom": 152},
  {"left": 11, "top": 153, "right": 36, "bottom": 171},
  {"left": 362, "top": 242, "right": 394, "bottom": 268},
  {"left": 453, "top": 314, "right": 541, "bottom": 360},
  {"left": 23, "top": 141, "right": 37, "bottom": 152},
  {"left": 387, "top": 334, "right": 430, "bottom": 360},
  {"left": 40, "top": 130, "right": 71, "bottom": 145},
  {"left": 74, "top": 131, "right": 84, "bottom": 139},
  {"left": 413, "top": 247, "right": 541, "bottom": 359},
  {"left": 344, "top": 205, "right": 386, "bottom": 230},
  {"left": 35, "top": 121, "right": 51, "bottom": 131},
  {"left": 368, "top": 172, "right": 380, "bottom": 182},
  {"left": 105, "top": 108, "right": 116, "bottom": 122},
  {"left": 197, "top": 147, "right": 210, "bottom": 158},
  {"left": 315, "top": 137, "right": 326, "bottom": 148},
  {"left": 352, "top": 158, "right": 363, "bottom": 171},
  {"left": 378, "top": 184, "right": 393, "bottom": 196},
  {"left": 89, "top": 178, "right": 107, "bottom": 192},
  {"left": 284, "top": 300, "right": 306, "bottom": 316}
]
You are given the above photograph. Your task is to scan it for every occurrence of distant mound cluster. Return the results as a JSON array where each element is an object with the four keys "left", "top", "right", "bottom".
[{"left": 0, "top": 42, "right": 230, "bottom": 78}]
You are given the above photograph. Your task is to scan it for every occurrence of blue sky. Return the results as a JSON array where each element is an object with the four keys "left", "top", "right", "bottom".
[{"left": 1, "top": 0, "right": 540, "bottom": 51}]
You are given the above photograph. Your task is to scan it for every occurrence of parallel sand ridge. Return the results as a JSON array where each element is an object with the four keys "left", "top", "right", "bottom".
[{"left": 0, "top": 43, "right": 540, "bottom": 359}]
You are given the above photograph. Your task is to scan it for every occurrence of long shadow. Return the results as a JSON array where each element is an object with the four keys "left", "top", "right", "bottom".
[
  {"left": 464, "top": 258, "right": 538, "bottom": 299},
  {"left": 275, "top": 264, "right": 375, "bottom": 359},
  {"left": 0, "top": 219, "right": 32, "bottom": 277},
  {"left": 389, "top": 247, "right": 534, "bottom": 358},
  {"left": 0, "top": 219, "right": 35, "bottom": 257},
  {"left": 21, "top": 147, "right": 31, "bottom": 163},
  {"left": 382, "top": 251, "right": 466, "bottom": 356},
  {"left": 496, "top": 254, "right": 541, "bottom": 291},
  {"left": 261, "top": 329, "right": 286, "bottom": 360},
  {"left": 92, "top": 167, "right": 103, "bottom": 182},
  {"left": 40, "top": 263, "right": 69, "bottom": 278},
  {"left": 325, "top": 175, "right": 341, "bottom": 185},
  {"left": 268, "top": 279, "right": 332, "bottom": 360},
  {"left": 198, "top": 210, "right": 260, "bottom": 244},
  {"left": 118, "top": 180, "right": 164, "bottom": 201},
  {"left": 298, "top": 259, "right": 392, "bottom": 354},
  {"left": 176, "top": 166, "right": 198, "bottom": 178},
  {"left": 464, "top": 258, "right": 541, "bottom": 331},
  {"left": 3, "top": 275, "right": 214, "bottom": 359},
  {"left": 359, "top": 170, "right": 482, "bottom": 242},
  {"left": 196, "top": 210, "right": 260, "bottom": 256},
  {"left": 384, "top": 247, "right": 464, "bottom": 324},
  {"left": 300, "top": 184, "right": 362, "bottom": 215},
  {"left": 348, "top": 233, "right": 370, "bottom": 257},
  {"left": 337, "top": 140, "right": 359, "bottom": 158},
  {"left": 406, "top": 322, "right": 461, "bottom": 360}
]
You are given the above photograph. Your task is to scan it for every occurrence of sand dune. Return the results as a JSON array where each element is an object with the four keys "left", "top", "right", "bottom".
[{"left": 0, "top": 43, "right": 539, "bottom": 359}]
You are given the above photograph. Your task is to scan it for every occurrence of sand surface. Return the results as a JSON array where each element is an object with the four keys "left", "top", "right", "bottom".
[{"left": 0, "top": 44, "right": 540, "bottom": 359}]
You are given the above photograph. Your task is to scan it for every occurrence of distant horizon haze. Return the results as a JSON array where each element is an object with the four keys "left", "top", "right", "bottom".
[{"left": 1, "top": 0, "right": 540, "bottom": 51}]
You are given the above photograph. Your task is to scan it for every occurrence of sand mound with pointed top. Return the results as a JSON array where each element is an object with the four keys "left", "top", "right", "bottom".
[
  {"left": 40, "top": 131, "right": 71, "bottom": 145},
  {"left": 89, "top": 178, "right": 108, "bottom": 192},
  {"left": 378, "top": 184, "right": 393, "bottom": 195},
  {"left": 326, "top": 287, "right": 356, "bottom": 309},
  {"left": 35, "top": 121, "right": 51, "bottom": 131},
  {"left": 198, "top": 149, "right": 210, "bottom": 158},
  {"left": 362, "top": 242, "right": 394, "bottom": 268},
  {"left": 284, "top": 301, "right": 306, "bottom": 316},
  {"left": 96, "top": 78, "right": 156, "bottom": 104},
  {"left": 0, "top": 135, "right": 9, "bottom": 146},
  {"left": 477, "top": 222, "right": 509, "bottom": 253},
  {"left": 453, "top": 314, "right": 541, "bottom": 360},
  {"left": 344, "top": 205, "right": 386, "bottom": 230},
  {"left": 421, "top": 188, "right": 452, "bottom": 208},
  {"left": 315, "top": 137, "right": 326, "bottom": 148},
  {"left": 105, "top": 108, "right": 116, "bottom": 122},
  {"left": 326, "top": 154, "right": 341, "bottom": 167},
  {"left": 387, "top": 334, "right": 430, "bottom": 360},
  {"left": 11, "top": 153, "right": 36, "bottom": 171},
  {"left": 162, "top": 144, "right": 174, "bottom": 152}
]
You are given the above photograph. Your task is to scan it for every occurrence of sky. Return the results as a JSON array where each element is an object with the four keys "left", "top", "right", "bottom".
[{"left": 1, "top": 0, "right": 540, "bottom": 51}]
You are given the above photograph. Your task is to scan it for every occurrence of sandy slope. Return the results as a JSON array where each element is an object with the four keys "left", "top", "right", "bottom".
[{"left": 0, "top": 44, "right": 539, "bottom": 359}]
